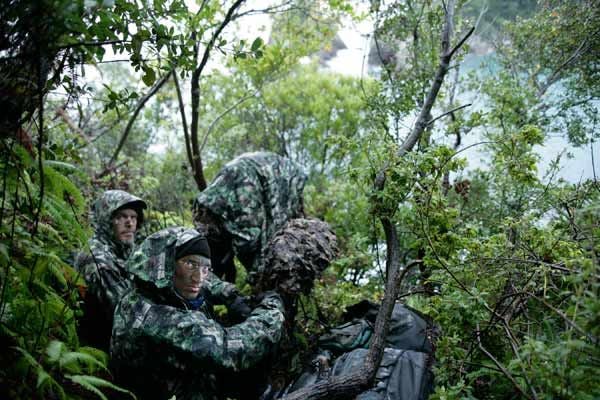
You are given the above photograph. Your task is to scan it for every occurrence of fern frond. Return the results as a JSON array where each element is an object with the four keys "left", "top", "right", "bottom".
[
  {"left": 66, "top": 374, "right": 108, "bottom": 400},
  {"left": 59, "top": 351, "right": 108, "bottom": 374},
  {"left": 43, "top": 165, "right": 87, "bottom": 213},
  {"left": 43, "top": 160, "right": 81, "bottom": 174},
  {"left": 13, "top": 346, "right": 67, "bottom": 399},
  {"left": 46, "top": 340, "right": 66, "bottom": 364},
  {"left": 66, "top": 374, "right": 137, "bottom": 400},
  {"left": 77, "top": 346, "right": 109, "bottom": 367},
  {"left": 37, "top": 221, "right": 65, "bottom": 246}
]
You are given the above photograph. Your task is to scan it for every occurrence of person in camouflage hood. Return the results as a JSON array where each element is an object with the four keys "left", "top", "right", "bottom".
[
  {"left": 193, "top": 151, "right": 306, "bottom": 283},
  {"left": 75, "top": 189, "right": 147, "bottom": 350},
  {"left": 111, "top": 227, "right": 285, "bottom": 400}
]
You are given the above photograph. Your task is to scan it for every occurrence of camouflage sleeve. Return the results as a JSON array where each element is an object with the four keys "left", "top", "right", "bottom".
[
  {"left": 76, "top": 253, "right": 132, "bottom": 318},
  {"left": 112, "top": 291, "right": 284, "bottom": 371},
  {"left": 202, "top": 272, "right": 241, "bottom": 306}
]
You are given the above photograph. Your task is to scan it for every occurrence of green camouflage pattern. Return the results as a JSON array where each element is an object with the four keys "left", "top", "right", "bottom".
[
  {"left": 111, "top": 227, "right": 285, "bottom": 400},
  {"left": 193, "top": 151, "right": 306, "bottom": 274},
  {"left": 125, "top": 226, "right": 241, "bottom": 305},
  {"left": 74, "top": 190, "right": 146, "bottom": 349}
]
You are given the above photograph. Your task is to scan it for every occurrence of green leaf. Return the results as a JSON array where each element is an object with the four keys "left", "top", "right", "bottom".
[
  {"left": 142, "top": 67, "right": 156, "bottom": 86},
  {"left": 36, "top": 369, "right": 51, "bottom": 389},
  {"left": 251, "top": 37, "right": 264, "bottom": 52},
  {"left": 42, "top": 160, "right": 81, "bottom": 174}
]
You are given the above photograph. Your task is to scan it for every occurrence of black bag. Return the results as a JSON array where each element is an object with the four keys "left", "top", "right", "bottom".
[{"left": 284, "top": 301, "right": 438, "bottom": 400}]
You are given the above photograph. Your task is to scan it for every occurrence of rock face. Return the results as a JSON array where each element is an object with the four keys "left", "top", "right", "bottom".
[
  {"left": 258, "top": 218, "right": 338, "bottom": 296},
  {"left": 317, "top": 34, "right": 348, "bottom": 63}
]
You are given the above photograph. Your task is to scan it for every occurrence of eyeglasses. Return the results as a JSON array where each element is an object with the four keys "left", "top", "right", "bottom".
[{"left": 179, "top": 259, "right": 212, "bottom": 274}]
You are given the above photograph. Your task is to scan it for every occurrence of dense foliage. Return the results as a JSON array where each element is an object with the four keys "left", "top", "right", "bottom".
[{"left": 1, "top": 0, "right": 598, "bottom": 399}]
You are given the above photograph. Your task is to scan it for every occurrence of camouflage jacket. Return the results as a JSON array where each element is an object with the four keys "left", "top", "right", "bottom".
[
  {"left": 194, "top": 151, "right": 306, "bottom": 276},
  {"left": 111, "top": 227, "right": 285, "bottom": 400},
  {"left": 74, "top": 190, "right": 146, "bottom": 349}
]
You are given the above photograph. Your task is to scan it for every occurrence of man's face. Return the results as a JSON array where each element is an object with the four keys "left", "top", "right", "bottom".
[
  {"left": 112, "top": 208, "right": 138, "bottom": 244},
  {"left": 174, "top": 255, "right": 211, "bottom": 300}
]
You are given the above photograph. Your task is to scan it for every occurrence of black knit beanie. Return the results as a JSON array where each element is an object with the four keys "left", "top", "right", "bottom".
[{"left": 176, "top": 236, "right": 211, "bottom": 259}]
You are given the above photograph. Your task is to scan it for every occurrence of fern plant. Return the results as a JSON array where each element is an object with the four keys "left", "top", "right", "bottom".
[{"left": 0, "top": 141, "right": 133, "bottom": 399}]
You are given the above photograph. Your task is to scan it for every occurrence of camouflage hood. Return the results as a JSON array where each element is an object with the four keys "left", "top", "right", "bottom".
[
  {"left": 125, "top": 227, "right": 201, "bottom": 291},
  {"left": 92, "top": 189, "right": 147, "bottom": 247},
  {"left": 193, "top": 151, "right": 306, "bottom": 260}
]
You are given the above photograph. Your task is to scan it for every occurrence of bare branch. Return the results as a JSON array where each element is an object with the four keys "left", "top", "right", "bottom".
[
  {"left": 109, "top": 70, "right": 172, "bottom": 166},
  {"left": 399, "top": 12, "right": 471, "bottom": 156},
  {"left": 232, "top": 0, "right": 295, "bottom": 19},
  {"left": 285, "top": 219, "right": 408, "bottom": 400},
  {"left": 448, "top": 26, "right": 475, "bottom": 60}
]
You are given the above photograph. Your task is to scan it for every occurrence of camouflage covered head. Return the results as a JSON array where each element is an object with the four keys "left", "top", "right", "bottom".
[
  {"left": 126, "top": 226, "right": 202, "bottom": 291},
  {"left": 257, "top": 218, "right": 338, "bottom": 296},
  {"left": 92, "top": 189, "right": 147, "bottom": 243},
  {"left": 193, "top": 151, "right": 306, "bottom": 271}
]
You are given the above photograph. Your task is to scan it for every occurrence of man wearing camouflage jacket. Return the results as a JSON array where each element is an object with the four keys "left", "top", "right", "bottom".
[
  {"left": 111, "top": 227, "right": 285, "bottom": 400},
  {"left": 193, "top": 151, "right": 306, "bottom": 282},
  {"left": 75, "top": 189, "right": 147, "bottom": 350}
]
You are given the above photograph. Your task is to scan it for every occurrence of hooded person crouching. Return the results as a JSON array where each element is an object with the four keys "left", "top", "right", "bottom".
[
  {"left": 75, "top": 189, "right": 147, "bottom": 350},
  {"left": 110, "top": 227, "right": 284, "bottom": 400}
]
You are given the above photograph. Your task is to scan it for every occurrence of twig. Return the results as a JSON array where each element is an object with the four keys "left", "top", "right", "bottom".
[
  {"left": 426, "top": 103, "right": 471, "bottom": 126},
  {"left": 199, "top": 88, "right": 259, "bottom": 153},
  {"left": 501, "top": 321, "right": 539, "bottom": 400},
  {"left": 531, "top": 294, "right": 598, "bottom": 344}
]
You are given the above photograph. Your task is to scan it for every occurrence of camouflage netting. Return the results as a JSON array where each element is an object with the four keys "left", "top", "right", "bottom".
[{"left": 257, "top": 218, "right": 338, "bottom": 296}]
